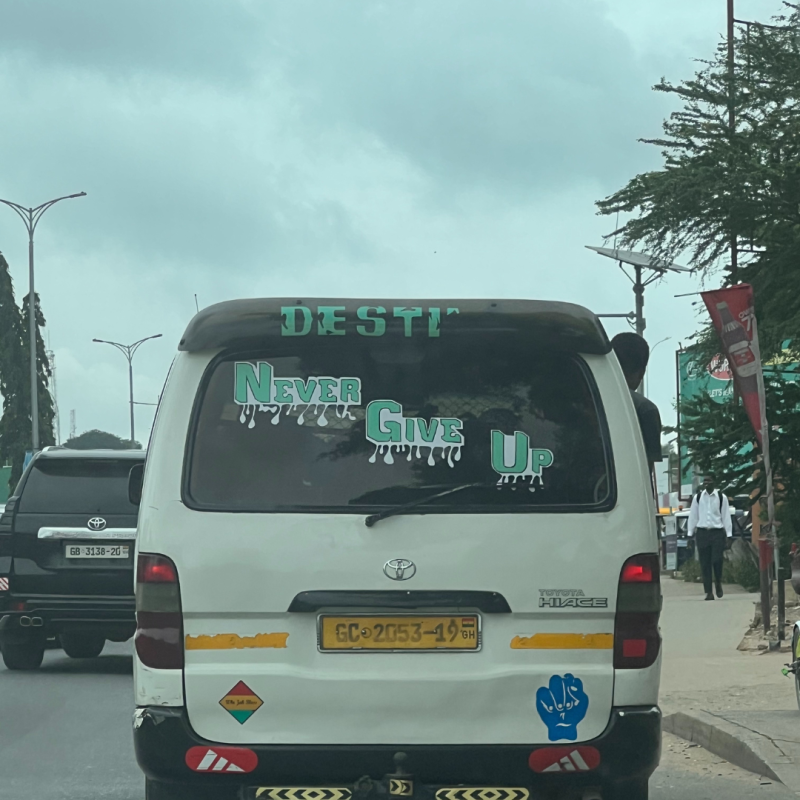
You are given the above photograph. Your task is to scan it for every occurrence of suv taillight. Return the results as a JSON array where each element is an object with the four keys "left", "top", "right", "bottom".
[
  {"left": 135, "top": 553, "right": 183, "bottom": 669},
  {"left": 0, "top": 496, "right": 17, "bottom": 534},
  {"left": 614, "top": 554, "right": 661, "bottom": 669}
]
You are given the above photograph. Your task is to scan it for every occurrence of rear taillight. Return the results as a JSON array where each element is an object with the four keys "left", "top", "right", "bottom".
[
  {"left": 621, "top": 561, "right": 654, "bottom": 583},
  {"left": 614, "top": 554, "right": 661, "bottom": 670},
  {"left": 135, "top": 553, "right": 183, "bottom": 669}
]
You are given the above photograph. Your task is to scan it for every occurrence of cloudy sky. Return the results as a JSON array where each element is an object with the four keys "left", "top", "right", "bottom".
[{"left": 0, "top": 0, "right": 779, "bottom": 446}]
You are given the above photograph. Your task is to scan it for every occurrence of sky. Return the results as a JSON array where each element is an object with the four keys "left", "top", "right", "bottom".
[{"left": 0, "top": 0, "right": 783, "bottom": 446}]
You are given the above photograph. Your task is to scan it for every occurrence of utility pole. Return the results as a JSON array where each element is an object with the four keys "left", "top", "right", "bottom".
[
  {"left": 725, "top": 0, "right": 780, "bottom": 636},
  {"left": 0, "top": 192, "right": 86, "bottom": 450},
  {"left": 92, "top": 334, "right": 162, "bottom": 443},
  {"left": 727, "top": 0, "right": 738, "bottom": 279},
  {"left": 69, "top": 410, "right": 76, "bottom": 441}
]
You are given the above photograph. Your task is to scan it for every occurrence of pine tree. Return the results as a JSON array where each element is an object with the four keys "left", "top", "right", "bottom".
[
  {"left": 596, "top": 4, "right": 800, "bottom": 359},
  {"left": 21, "top": 290, "right": 56, "bottom": 455},
  {"left": 0, "top": 253, "right": 28, "bottom": 492},
  {"left": 0, "top": 253, "right": 55, "bottom": 492}
]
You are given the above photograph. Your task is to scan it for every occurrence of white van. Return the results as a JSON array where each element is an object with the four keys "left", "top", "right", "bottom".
[{"left": 132, "top": 299, "right": 662, "bottom": 800}]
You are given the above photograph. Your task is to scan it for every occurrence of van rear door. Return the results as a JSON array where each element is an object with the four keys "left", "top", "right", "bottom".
[
  {"left": 13, "top": 456, "right": 141, "bottom": 596},
  {"left": 176, "top": 327, "right": 626, "bottom": 746}
]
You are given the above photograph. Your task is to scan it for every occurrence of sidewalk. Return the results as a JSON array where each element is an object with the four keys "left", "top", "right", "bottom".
[{"left": 660, "top": 577, "right": 800, "bottom": 791}]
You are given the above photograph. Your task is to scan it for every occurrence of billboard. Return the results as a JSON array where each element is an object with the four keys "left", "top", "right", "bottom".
[{"left": 678, "top": 346, "right": 799, "bottom": 499}]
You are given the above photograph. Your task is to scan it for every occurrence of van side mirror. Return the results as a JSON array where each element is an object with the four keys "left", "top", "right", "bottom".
[{"left": 129, "top": 464, "right": 145, "bottom": 506}]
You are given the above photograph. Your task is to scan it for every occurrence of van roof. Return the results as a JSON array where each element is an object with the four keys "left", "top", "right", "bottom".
[
  {"left": 178, "top": 298, "right": 611, "bottom": 354},
  {"left": 36, "top": 448, "right": 146, "bottom": 460}
]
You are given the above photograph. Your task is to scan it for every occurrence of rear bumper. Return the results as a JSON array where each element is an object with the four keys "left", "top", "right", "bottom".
[
  {"left": 0, "top": 594, "right": 135, "bottom": 634},
  {"left": 134, "top": 705, "right": 660, "bottom": 792}
]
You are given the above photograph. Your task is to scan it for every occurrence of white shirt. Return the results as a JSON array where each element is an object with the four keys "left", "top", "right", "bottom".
[{"left": 688, "top": 489, "right": 732, "bottom": 537}]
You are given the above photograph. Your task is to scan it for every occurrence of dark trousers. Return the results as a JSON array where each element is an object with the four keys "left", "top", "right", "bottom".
[{"left": 696, "top": 527, "right": 726, "bottom": 594}]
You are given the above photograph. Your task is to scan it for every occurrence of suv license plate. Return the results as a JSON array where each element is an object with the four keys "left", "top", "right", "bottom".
[
  {"left": 64, "top": 544, "right": 130, "bottom": 559},
  {"left": 319, "top": 615, "right": 480, "bottom": 651}
]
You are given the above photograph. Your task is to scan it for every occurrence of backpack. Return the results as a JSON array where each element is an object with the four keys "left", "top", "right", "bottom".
[{"left": 696, "top": 489, "right": 724, "bottom": 511}]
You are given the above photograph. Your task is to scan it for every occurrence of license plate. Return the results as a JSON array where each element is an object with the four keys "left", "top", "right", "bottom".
[
  {"left": 318, "top": 615, "right": 480, "bottom": 651},
  {"left": 64, "top": 544, "right": 130, "bottom": 559}
]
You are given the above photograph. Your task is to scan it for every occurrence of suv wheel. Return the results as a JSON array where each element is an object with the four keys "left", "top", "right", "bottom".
[
  {"left": 1, "top": 637, "right": 45, "bottom": 670},
  {"left": 60, "top": 632, "right": 106, "bottom": 659}
]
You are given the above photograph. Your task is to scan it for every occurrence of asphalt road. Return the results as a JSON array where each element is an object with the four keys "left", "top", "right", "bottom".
[{"left": 0, "top": 644, "right": 795, "bottom": 800}]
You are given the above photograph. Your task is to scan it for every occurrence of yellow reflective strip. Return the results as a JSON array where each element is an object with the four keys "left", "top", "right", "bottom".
[
  {"left": 510, "top": 633, "right": 613, "bottom": 650},
  {"left": 186, "top": 632, "right": 289, "bottom": 650}
]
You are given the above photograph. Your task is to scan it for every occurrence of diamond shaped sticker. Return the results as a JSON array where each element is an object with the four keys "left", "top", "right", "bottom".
[{"left": 219, "top": 681, "right": 263, "bottom": 725}]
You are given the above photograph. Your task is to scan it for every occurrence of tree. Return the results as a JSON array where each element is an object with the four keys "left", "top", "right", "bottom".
[
  {"left": 63, "top": 429, "right": 142, "bottom": 450},
  {"left": 596, "top": 5, "right": 800, "bottom": 359},
  {"left": 0, "top": 253, "right": 29, "bottom": 492},
  {"left": 679, "top": 368, "right": 800, "bottom": 561},
  {"left": 21, "top": 291, "right": 55, "bottom": 452},
  {"left": 0, "top": 253, "right": 56, "bottom": 492}
]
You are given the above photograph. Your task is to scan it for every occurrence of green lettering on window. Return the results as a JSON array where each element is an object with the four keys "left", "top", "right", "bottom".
[
  {"left": 318, "top": 378, "right": 338, "bottom": 403},
  {"left": 281, "top": 306, "right": 313, "bottom": 336},
  {"left": 356, "top": 306, "right": 386, "bottom": 337},
  {"left": 273, "top": 378, "right": 294, "bottom": 404},
  {"left": 416, "top": 418, "right": 440, "bottom": 442},
  {"left": 393, "top": 307, "right": 423, "bottom": 337},
  {"left": 490, "top": 430, "right": 529, "bottom": 474},
  {"left": 366, "top": 400, "right": 402, "bottom": 442},
  {"left": 234, "top": 362, "right": 273, "bottom": 404},
  {"left": 294, "top": 378, "right": 318, "bottom": 403},
  {"left": 340, "top": 378, "right": 361, "bottom": 403},
  {"left": 428, "top": 307, "right": 441, "bottom": 337},
  {"left": 317, "top": 306, "right": 346, "bottom": 336}
]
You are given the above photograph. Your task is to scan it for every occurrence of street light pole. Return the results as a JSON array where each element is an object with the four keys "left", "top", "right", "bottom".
[
  {"left": 92, "top": 334, "right": 163, "bottom": 443},
  {"left": 0, "top": 192, "right": 87, "bottom": 451},
  {"left": 645, "top": 336, "right": 672, "bottom": 397},
  {"left": 634, "top": 265, "right": 645, "bottom": 337},
  {"left": 586, "top": 246, "right": 691, "bottom": 391}
]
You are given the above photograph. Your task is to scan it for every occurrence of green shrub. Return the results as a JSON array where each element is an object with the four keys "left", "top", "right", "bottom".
[
  {"left": 682, "top": 558, "right": 703, "bottom": 583},
  {"left": 727, "top": 554, "right": 761, "bottom": 592},
  {"left": 680, "top": 550, "right": 760, "bottom": 592}
]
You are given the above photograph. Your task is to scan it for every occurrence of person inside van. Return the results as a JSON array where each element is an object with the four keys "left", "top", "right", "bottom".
[{"left": 611, "top": 332, "right": 663, "bottom": 484}]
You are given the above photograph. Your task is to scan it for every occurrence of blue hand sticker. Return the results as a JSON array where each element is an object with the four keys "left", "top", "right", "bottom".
[{"left": 536, "top": 673, "right": 589, "bottom": 742}]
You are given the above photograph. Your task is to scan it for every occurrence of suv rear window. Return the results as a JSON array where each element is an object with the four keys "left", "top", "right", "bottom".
[
  {"left": 18, "top": 458, "right": 142, "bottom": 515},
  {"left": 186, "top": 336, "right": 614, "bottom": 513}
]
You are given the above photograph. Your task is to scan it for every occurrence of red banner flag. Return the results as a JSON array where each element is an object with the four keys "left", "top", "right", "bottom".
[
  {"left": 701, "top": 284, "right": 766, "bottom": 447},
  {"left": 702, "top": 284, "right": 776, "bottom": 634}
]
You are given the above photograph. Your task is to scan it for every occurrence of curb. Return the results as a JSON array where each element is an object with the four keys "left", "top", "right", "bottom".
[{"left": 663, "top": 711, "right": 782, "bottom": 783}]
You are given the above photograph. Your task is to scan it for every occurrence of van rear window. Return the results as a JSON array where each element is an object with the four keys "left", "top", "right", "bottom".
[
  {"left": 186, "top": 336, "right": 614, "bottom": 513},
  {"left": 18, "top": 459, "right": 141, "bottom": 515}
]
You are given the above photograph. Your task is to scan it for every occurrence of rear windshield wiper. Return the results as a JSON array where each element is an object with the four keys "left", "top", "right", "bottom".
[{"left": 364, "top": 482, "right": 492, "bottom": 528}]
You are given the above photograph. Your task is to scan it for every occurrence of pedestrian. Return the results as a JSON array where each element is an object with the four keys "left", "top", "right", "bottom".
[
  {"left": 611, "top": 333, "right": 663, "bottom": 484},
  {"left": 687, "top": 474, "right": 732, "bottom": 600}
]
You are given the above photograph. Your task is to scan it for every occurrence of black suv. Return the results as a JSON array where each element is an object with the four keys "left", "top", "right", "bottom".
[{"left": 0, "top": 448, "right": 144, "bottom": 670}]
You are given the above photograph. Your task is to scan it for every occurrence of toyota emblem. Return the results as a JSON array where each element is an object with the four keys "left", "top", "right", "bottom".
[
  {"left": 87, "top": 517, "right": 107, "bottom": 532},
  {"left": 383, "top": 558, "right": 416, "bottom": 581}
]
